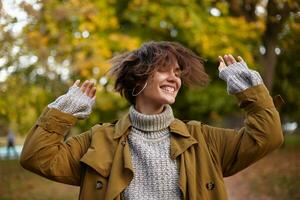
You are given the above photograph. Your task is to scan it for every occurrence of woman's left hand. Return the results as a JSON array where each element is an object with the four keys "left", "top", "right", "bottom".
[{"left": 217, "top": 54, "right": 263, "bottom": 94}]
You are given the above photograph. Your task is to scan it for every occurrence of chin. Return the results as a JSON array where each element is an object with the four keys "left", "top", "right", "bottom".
[
  {"left": 167, "top": 99, "right": 176, "bottom": 104},
  {"left": 162, "top": 97, "right": 176, "bottom": 105},
  {"left": 153, "top": 92, "right": 177, "bottom": 105}
]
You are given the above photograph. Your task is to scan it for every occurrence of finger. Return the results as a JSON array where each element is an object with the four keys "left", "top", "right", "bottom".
[
  {"left": 88, "top": 87, "right": 97, "bottom": 98},
  {"left": 218, "top": 55, "right": 225, "bottom": 64},
  {"left": 80, "top": 80, "right": 90, "bottom": 92},
  {"left": 73, "top": 80, "right": 80, "bottom": 87},
  {"left": 223, "top": 55, "right": 233, "bottom": 66},
  {"left": 224, "top": 54, "right": 233, "bottom": 66},
  {"left": 237, "top": 56, "right": 244, "bottom": 62},
  {"left": 84, "top": 81, "right": 94, "bottom": 96},
  {"left": 218, "top": 56, "right": 226, "bottom": 71},
  {"left": 228, "top": 54, "right": 237, "bottom": 63},
  {"left": 218, "top": 62, "right": 226, "bottom": 72},
  {"left": 87, "top": 85, "right": 96, "bottom": 97}
]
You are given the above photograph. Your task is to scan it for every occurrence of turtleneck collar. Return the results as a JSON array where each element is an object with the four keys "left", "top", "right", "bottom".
[{"left": 129, "top": 104, "right": 174, "bottom": 132}]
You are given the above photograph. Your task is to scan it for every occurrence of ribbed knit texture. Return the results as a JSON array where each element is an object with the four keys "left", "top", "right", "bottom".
[
  {"left": 121, "top": 105, "right": 182, "bottom": 200},
  {"left": 48, "top": 86, "right": 95, "bottom": 119},
  {"left": 219, "top": 61, "right": 263, "bottom": 94},
  {"left": 129, "top": 105, "right": 175, "bottom": 132}
]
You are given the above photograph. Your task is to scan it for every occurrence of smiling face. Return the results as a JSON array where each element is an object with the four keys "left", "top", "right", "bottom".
[
  {"left": 110, "top": 41, "right": 209, "bottom": 112},
  {"left": 135, "top": 62, "right": 182, "bottom": 114}
]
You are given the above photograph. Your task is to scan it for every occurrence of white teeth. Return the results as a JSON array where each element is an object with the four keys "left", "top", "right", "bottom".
[{"left": 161, "top": 86, "right": 175, "bottom": 93}]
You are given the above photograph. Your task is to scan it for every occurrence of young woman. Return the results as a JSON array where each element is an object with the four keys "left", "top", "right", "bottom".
[{"left": 20, "top": 41, "right": 283, "bottom": 200}]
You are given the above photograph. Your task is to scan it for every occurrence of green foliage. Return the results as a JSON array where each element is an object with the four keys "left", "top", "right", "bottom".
[
  {"left": 274, "top": 17, "right": 300, "bottom": 121},
  {"left": 174, "top": 83, "right": 238, "bottom": 124},
  {"left": 0, "top": 0, "right": 299, "bottom": 135}
]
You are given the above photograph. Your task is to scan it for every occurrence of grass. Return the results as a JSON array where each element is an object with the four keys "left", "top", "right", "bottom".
[
  {"left": 282, "top": 133, "right": 300, "bottom": 150},
  {"left": 0, "top": 160, "right": 78, "bottom": 200}
]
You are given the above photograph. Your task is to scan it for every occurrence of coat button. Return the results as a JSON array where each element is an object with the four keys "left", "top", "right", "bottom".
[
  {"left": 121, "top": 140, "right": 126, "bottom": 146},
  {"left": 206, "top": 181, "right": 215, "bottom": 190},
  {"left": 96, "top": 180, "right": 103, "bottom": 189}
]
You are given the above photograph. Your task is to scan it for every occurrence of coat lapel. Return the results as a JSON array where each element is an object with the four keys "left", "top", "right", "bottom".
[
  {"left": 105, "top": 134, "right": 134, "bottom": 200},
  {"left": 170, "top": 119, "right": 198, "bottom": 199},
  {"left": 80, "top": 116, "right": 134, "bottom": 200},
  {"left": 80, "top": 124, "right": 117, "bottom": 177},
  {"left": 170, "top": 119, "right": 198, "bottom": 159},
  {"left": 105, "top": 113, "right": 134, "bottom": 200}
]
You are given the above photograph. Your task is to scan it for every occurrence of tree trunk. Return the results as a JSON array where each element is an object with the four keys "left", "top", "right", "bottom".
[
  {"left": 225, "top": 0, "right": 296, "bottom": 92},
  {"left": 260, "top": 38, "right": 277, "bottom": 92},
  {"left": 259, "top": 0, "right": 288, "bottom": 92}
]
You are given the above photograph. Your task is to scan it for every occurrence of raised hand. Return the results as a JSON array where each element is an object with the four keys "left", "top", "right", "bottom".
[
  {"left": 48, "top": 79, "right": 97, "bottom": 119},
  {"left": 217, "top": 54, "right": 263, "bottom": 94}
]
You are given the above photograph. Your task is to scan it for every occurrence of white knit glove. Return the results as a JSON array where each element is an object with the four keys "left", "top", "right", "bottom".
[
  {"left": 219, "top": 61, "right": 263, "bottom": 94},
  {"left": 48, "top": 85, "right": 95, "bottom": 119}
]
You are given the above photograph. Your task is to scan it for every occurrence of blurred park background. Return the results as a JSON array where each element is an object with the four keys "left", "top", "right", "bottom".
[{"left": 0, "top": 0, "right": 299, "bottom": 199}]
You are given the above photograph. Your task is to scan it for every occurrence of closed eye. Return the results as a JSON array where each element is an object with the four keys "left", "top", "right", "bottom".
[{"left": 174, "top": 69, "right": 182, "bottom": 78}]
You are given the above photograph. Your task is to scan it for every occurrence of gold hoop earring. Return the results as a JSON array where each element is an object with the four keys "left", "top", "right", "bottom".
[{"left": 132, "top": 82, "right": 148, "bottom": 96}]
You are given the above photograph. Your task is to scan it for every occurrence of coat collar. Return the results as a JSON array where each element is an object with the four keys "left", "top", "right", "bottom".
[
  {"left": 114, "top": 112, "right": 192, "bottom": 139},
  {"left": 114, "top": 112, "right": 131, "bottom": 139},
  {"left": 169, "top": 119, "right": 191, "bottom": 137}
]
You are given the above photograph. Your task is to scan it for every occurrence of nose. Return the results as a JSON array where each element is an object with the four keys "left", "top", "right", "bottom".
[
  {"left": 166, "top": 70, "right": 181, "bottom": 86},
  {"left": 167, "top": 71, "right": 177, "bottom": 81}
]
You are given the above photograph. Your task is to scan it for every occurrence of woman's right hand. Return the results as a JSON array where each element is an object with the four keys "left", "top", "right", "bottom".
[{"left": 48, "top": 80, "right": 97, "bottom": 119}]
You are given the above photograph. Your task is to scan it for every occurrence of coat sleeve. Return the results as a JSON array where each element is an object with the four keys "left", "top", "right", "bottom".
[
  {"left": 201, "top": 84, "right": 284, "bottom": 177},
  {"left": 20, "top": 107, "right": 91, "bottom": 186}
]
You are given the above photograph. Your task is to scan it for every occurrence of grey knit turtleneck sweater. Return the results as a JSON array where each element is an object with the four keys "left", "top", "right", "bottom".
[{"left": 121, "top": 105, "right": 182, "bottom": 200}]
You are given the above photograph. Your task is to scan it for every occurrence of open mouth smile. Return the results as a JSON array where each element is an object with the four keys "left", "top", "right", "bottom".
[{"left": 160, "top": 86, "right": 176, "bottom": 94}]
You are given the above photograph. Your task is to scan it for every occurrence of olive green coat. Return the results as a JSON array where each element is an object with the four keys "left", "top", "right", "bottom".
[{"left": 20, "top": 85, "right": 284, "bottom": 200}]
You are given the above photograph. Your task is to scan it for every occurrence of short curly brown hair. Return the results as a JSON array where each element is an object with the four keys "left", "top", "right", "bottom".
[{"left": 109, "top": 41, "right": 210, "bottom": 104}]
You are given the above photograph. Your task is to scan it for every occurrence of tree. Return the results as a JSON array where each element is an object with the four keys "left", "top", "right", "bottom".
[
  {"left": 218, "top": 0, "right": 300, "bottom": 91},
  {"left": 1, "top": 0, "right": 299, "bottom": 134}
]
